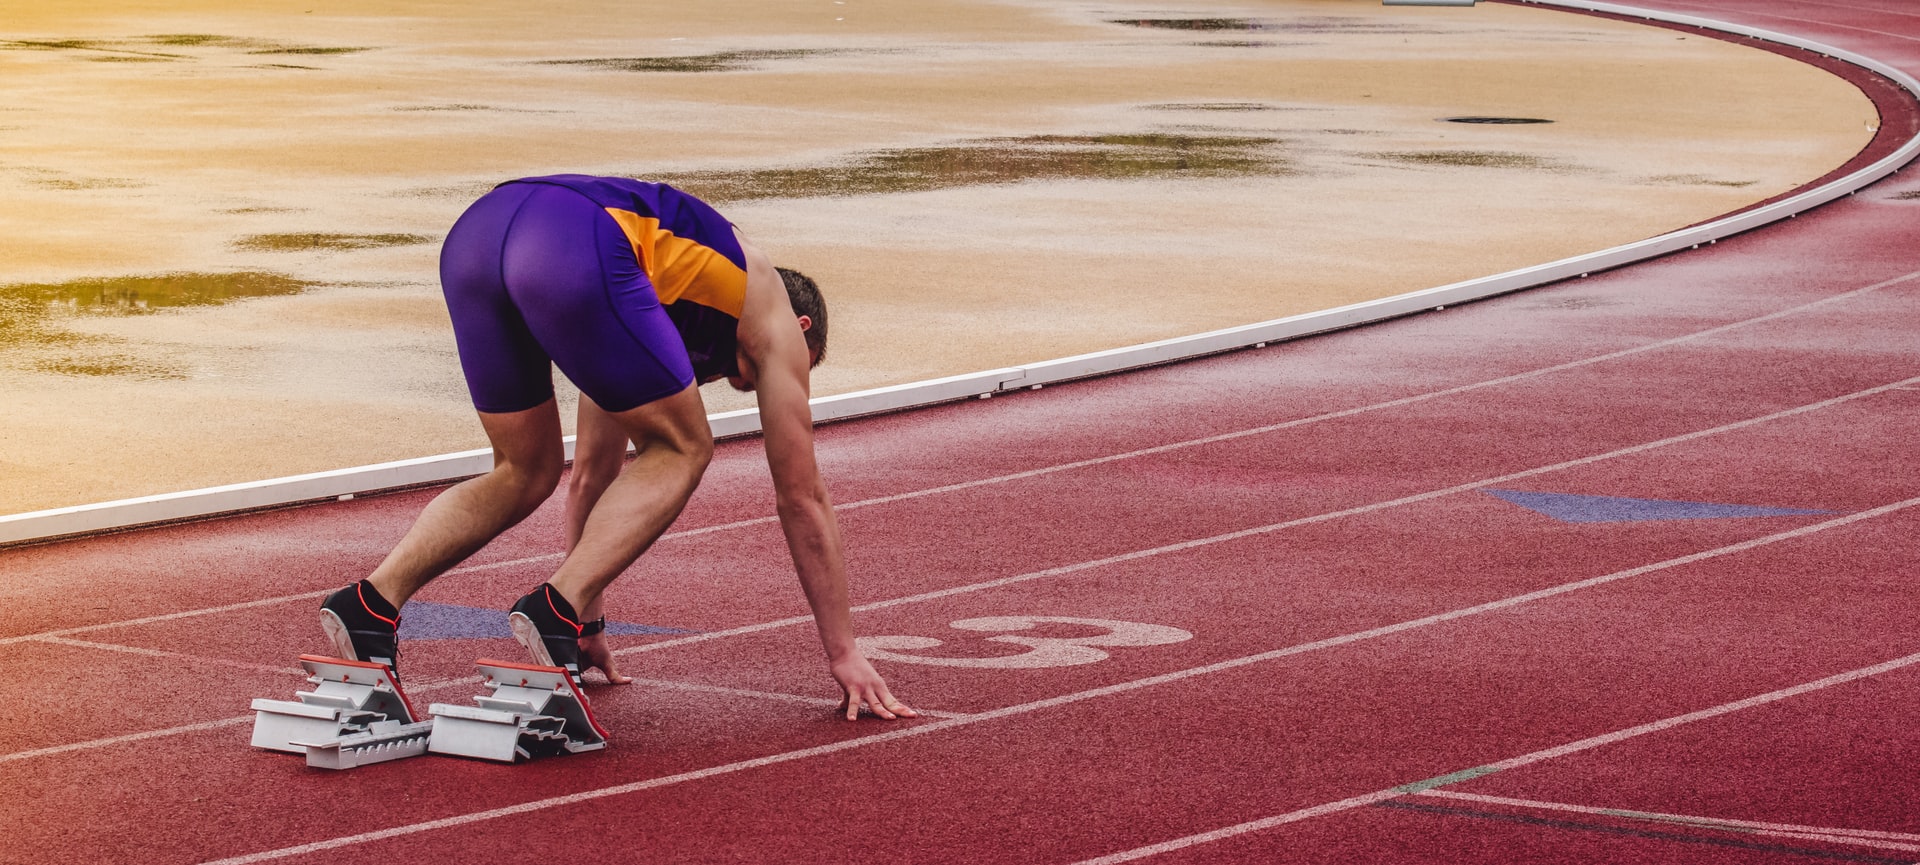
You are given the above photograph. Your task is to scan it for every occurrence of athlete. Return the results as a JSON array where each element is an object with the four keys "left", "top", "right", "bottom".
[{"left": 317, "top": 174, "right": 915, "bottom": 722}]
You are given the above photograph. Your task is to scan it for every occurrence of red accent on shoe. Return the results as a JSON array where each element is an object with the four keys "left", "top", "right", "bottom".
[
  {"left": 356, "top": 582, "right": 399, "bottom": 628},
  {"left": 544, "top": 585, "right": 583, "bottom": 637}
]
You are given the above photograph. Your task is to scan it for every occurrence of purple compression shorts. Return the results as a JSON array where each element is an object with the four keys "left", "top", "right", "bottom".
[{"left": 439, "top": 181, "right": 695, "bottom": 414}]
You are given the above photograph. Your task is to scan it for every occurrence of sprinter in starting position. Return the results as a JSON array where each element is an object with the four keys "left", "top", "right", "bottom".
[{"left": 317, "top": 174, "right": 914, "bottom": 723}]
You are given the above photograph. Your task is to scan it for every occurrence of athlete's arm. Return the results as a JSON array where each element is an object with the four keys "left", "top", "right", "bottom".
[{"left": 733, "top": 235, "right": 916, "bottom": 721}]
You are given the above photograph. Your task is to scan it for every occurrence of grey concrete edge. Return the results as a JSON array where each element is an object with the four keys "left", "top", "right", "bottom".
[{"left": 4, "top": 0, "right": 1916, "bottom": 546}]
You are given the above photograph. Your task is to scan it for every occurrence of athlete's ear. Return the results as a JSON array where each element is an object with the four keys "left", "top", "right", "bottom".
[{"left": 795, "top": 314, "right": 813, "bottom": 333}]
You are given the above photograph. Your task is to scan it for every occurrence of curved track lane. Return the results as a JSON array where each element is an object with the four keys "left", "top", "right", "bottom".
[{"left": 2, "top": 2, "right": 1918, "bottom": 863}]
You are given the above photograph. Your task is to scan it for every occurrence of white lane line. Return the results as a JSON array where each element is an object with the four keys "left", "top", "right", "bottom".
[
  {"left": 1416, "top": 790, "right": 1920, "bottom": 850},
  {"left": 0, "top": 590, "right": 332, "bottom": 648},
  {"left": 33, "top": 636, "right": 303, "bottom": 676},
  {"left": 196, "top": 494, "right": 1920, "bottom": 865},
  {"left": 1072, "top": 649, "right": 1920, "bottom": 865},
  {"left": 620, "top": 677, "right": 972, "bottom": 720},
  {"left": 9, "top": 267, "right": 1915, "bottom": 649},
  {"left": 0, "top": 717, "right": 253, "bottom": 768},
  {"left": 13, "top": 375, "right": 1918, "bottom": 766}
]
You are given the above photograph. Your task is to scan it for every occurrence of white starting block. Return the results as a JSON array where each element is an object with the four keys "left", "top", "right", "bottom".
[
  {"left": 251, "top": 655, "right": 431, "bottom": 769},
  {"left": 427, "top": 659, "right": 607, "bottom": 762}
]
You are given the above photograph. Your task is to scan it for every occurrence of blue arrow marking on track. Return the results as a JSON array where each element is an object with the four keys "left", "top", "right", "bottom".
[
  {"left": 1482, "top": 489, "right": 1833, "bottom": 524},
  {"left": 396, "top": 601, "right": 697, "bottom": 641}
]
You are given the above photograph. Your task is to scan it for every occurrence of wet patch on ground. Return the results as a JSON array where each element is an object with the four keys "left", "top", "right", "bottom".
[
  {"left": 2, "top": 36, "right": 374, "bottom": 63},
  {"left": 1190, "top": 40, "right": 1298, "bottom": 48},
  {"left": 1144, "top": 102, "right": 1291, "bottom": 112},
  {"left": 1443, "top": 116, "right": 1554, "bottom": 125},
  {"left": 0, "top": 272, "right": 311, "bottom": 377},
  {"left": 1369, "top": 150, "right": 1566, "bottom": 170},
  {"left": 1110, "top": 16, "right": 1439, "bottom": 34},
  {"left": 27, "top": 176, "right": 145, "bottom": 190},
  {"left": 1, "top": 39, "right": 184, "bottom": 59},
  {"left": 232, "top": 233, "right": 436, "bottom": 252},
  {"left": 392, "top": 104, "right": 562, "bottom": 113},
  {"left": 31, "top": 355, "right": 188, "bottom": 379},
  {"left": 1109, "top": 18, "right": 1267, "bottom": 31},
  {"left": 646, "top": 132, "right": 1292, "bottom": 202},
  {"left": 1646, "top": 174, "right": 1757, "bottom": 188},
  {"left": 249, "top": 46, "right": 371, "bottom": 55},
  {"left": 541, "top": 48, "right": 861, "bottom": 73}
]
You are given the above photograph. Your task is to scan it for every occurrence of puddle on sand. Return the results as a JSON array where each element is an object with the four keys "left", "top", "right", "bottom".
[
  {"left": 2, "top": 36, "right": 371, "bottom": 62},
  {"left": 1110, "top": 17, "right": 1437, "bottom": 34},
  {"left": 1371, "top": 150, "right": 1563, "bottom": 170},
  {"left": 0, "top": 272, "right": 311, "bottom": 377},
  {"left": 542, "top": 48, "right": 856, "bottom": 73},
  {"left": 650, "top": 132, "right": 1291, "bottom": 202},
  {"left": 0, "top": 272, "right": 310, "bottom": 319},
  {"left": 28, "top": 176, "right": 145, "bottom": 190},
  {"left": 233, "top": 233, "right": 436, "bottom": 252},
  {"left": 393, "top": 104, "right": 560, "bottom": 113},
  {"left": 32, "top": 355, "right": 187, "bottom": 380},
  {"left": 1145, "top": 103, "right": 1286, "bottom": 112},
  {"left": 248, "top": 46, "right": 372, "bottom": 56},
  {"left": 1647, "top": 174, "right": 1756, "bottom": 188},
  {"left": 1109, "top": 18, "right": 1268, "bottom": 31}
]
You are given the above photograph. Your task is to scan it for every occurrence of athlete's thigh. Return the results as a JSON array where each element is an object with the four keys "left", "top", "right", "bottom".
[{"left": 497, "top": 184, "right": 696, "bottom": 414}]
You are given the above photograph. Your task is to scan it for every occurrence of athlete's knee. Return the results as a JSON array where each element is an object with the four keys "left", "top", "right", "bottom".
[
  {"left": 567, "top": 449, "right": 622, "bottom": 501},
  {"left": 643, "top": 423, "right": 713, "bottom": 479},
  {"left": 495, "top": 447, "right": 563, "bottom": 510}
]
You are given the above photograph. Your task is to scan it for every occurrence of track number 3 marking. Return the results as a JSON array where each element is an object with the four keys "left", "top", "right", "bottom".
[{"left": 857, "top": 617, "right": 1192, "bottom": 669}]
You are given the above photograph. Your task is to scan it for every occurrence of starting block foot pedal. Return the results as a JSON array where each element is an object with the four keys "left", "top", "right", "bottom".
[
  {"left": 427, "top": 659, "right": 608, "bottom": 762},
  {"left": 252, "top": 655, "right": 429, "bottom": 769}
]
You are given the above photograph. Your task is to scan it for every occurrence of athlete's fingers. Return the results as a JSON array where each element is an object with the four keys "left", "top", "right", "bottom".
[
  {"left": 595, "top": 658, "right": 633, "bottom": 685},
  {"left": 876, "top": 685, "right": 918, "bottom": 718}
]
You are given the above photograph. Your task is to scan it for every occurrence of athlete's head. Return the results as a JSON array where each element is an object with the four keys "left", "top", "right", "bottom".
[{"left": 778, "top": 266, "right": 827, "bottom": 368}]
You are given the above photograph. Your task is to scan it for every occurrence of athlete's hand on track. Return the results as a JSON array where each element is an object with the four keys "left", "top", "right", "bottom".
[
  {"left": 578, "top": 632, "right": 633, "bottom": 685},
  {"left": 831, "top": 652, "right": 917, "bottom": 721}
]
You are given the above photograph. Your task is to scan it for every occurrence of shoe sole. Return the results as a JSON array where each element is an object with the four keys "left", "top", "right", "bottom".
[
  {"left": 319, "top": 609, "right": 360, "bottom": 663},
  {"left": 508, "top": 611, "right": 557, "bottom": 668}
]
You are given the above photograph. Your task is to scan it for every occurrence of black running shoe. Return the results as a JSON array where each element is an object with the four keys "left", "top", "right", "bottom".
[
  {"left": 319, "top": 580, "right": 401, "bottom": 677},
  {"left": 508, "top": 584, "right": 585, "bottom": 687}
]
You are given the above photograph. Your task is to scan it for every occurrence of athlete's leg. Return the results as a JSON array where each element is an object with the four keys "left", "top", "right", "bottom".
[
  {"left": 509, "top": 384, "right": 711, "bottom": 678},
  {"left": 551, "top": 382, "right": 712, "bottom": 612},
  {"left": 364, "top": 401, "right": 564, "bottom": 608},
  {"left": 562, "top": 394, "right": 636, "bottom": 682},
  {"left": 320, "top": 183, "right": 561, "bottom": 671},
  {"left": 566, "top": 394, "right": 629, "bottom": 552},
  {"left": 491, "top": 183, "right": 710, "bottom": 680}
]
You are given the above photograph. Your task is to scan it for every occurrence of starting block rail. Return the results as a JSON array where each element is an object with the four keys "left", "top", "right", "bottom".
[
  {"left": 427, "top": 659, "right": 608, "bottom": 763},
  {"left": 251, "top": 655, "right": 430, "bottom": 769}
]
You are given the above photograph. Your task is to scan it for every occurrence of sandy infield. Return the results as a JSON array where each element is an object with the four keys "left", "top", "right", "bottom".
[{"left": 0, "top": 0, "right": 1878, "bottom": 514}]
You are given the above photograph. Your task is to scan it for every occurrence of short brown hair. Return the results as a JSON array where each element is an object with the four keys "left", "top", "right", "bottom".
[{"left": 777, "top": 267, "right": 827, "bottom": 366}]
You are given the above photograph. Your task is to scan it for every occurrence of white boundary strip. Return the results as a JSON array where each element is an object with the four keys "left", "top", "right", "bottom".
[
  {"left": 197, "top": 497, "right": 1920, "bottom": 865},
  {"left": 2, "top": 1, "right": 1915, "bottom": 547}
]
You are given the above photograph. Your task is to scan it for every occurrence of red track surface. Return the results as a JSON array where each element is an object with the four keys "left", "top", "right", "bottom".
[{"left": 4, "top": 3, "right": 1920, "bottom": 863}]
